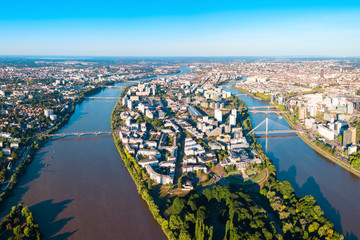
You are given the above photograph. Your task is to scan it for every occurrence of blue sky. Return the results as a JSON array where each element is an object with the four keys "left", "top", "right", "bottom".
[{"left": 1, "top": 0, "right": 359, "bottom": 56}]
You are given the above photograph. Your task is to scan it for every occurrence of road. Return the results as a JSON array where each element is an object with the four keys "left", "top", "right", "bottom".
[{"left": 173, "top": 131, "right": 185, "bottom": 184}]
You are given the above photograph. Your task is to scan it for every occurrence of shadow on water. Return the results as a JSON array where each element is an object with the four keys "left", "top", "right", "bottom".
[
  {"left": 30, "top": 199, "right": 77, "bottom": 240},
  {"left": 0, "top": 150, "right": 48, "bottom": 214},
  {"left": 267, "top": 151, "right": 358, "bottom": 240}
]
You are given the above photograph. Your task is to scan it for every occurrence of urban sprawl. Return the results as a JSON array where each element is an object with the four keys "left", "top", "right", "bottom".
[{"left": 2, "top": 59, "right": 360, "bottom": 194}]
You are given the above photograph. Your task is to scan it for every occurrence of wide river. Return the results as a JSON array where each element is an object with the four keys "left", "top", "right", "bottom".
[
  {"left": 222, "top": 83, "right": 360, "bottom": 240},
  {"left": 0, "top": 68, "right": 192, "bottom": 240}
]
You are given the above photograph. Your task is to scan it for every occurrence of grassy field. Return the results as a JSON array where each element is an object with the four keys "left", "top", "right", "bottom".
[{"left": 226, "top": 170, "right": 267, "bottom": 185}]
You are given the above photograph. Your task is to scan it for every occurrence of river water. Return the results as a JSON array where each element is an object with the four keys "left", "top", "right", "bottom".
[
  {"left": 0, "top": 67, "right": 192, "bottom": 240},
  {"left": 223, "top": 84, "right": 360, "bottom": 240}
]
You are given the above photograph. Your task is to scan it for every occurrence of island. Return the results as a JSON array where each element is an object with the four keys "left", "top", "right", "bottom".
[{"left": 111, "top": 69, "right": 343, "bottom": 240}]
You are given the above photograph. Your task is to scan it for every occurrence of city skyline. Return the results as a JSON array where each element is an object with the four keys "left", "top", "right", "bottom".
[{"left": 1, "top": 0, "right": 360, "bottom": 56}]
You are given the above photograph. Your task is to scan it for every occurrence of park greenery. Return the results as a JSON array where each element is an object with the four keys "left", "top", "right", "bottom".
[
  {"left": 252, "top": 92, "right": 271, "bottom": 101},
  {"left": 261, "top": 177, "right": 342, "bottom": 239},
  {"left": 0, "top": 204, "right": 41, "bottom": 240},
  {"left": 356, "top": 89, "right": 360, "bottom": 96},
  {"left": 314, "top": 140, "right": 335, "bottom": 155},
  {"left": 349, "top": 151, "right": 360, "bottom": 170},
  {"left": 351, "top": 119, "right": 360, "bottom": 142}
]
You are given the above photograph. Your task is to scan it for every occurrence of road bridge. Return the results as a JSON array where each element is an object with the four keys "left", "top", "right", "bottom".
[
  {"left": 105, "top": 86, "right": 124, "bottom": 89},
  {"left": 248, "top": 106, "right": 277, "bottom": 110},
  {"left": 249, "top": 110, "right": 287, "bottom": 114},
  {"left": 87, "top": 97, "right": 118, "bottom": 100},
  {"left": 42, "top": 131, "right": 113, "bottom": 138}
]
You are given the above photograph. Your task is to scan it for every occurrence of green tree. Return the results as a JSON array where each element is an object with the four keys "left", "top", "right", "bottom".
[
  {"left": 11, "top": 152, "right": 18, "bottom": 160},
  {"left": 179, "top": 228, "right": 192, "bottom": 240},
  {"left": 172, "top": 197, "right": 186, "bottom": 215},
  {"left": 195, "top": 218, "right": 205, "bottom": 240},
  {"left": 169, "top": 214, "right": 182, "bottom": 230},
  {"left": 178, "top": 176, "right": 183, "bottom": 188},
  {"left": 337, "top": 134, "right": 343, "bottom": 143},
  {"left": 13, "top": 225, "right": 22, "bottom": 236}
]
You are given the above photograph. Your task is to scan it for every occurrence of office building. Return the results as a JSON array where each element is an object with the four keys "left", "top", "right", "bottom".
[
  {"left": 299, "top": 107, "right": 306, "bottom": 121},
  {"left": 215, "top": 109, "right": 222, "bottom": 123},
  {"left": 127, "top": 100, "right": 133, "bottom": 110},
  {"left": 343, "top": 127, "right": 357, "bottom": 146},
  {"left": 229, "top": 114, "right": 236, "bottom": 126}
]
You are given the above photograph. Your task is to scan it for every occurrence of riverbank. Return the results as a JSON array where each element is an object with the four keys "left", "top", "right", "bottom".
[
  {"left": 111, "top": 118, "right": 172, "bottom": 239},
  {"left": 0, "top": 83, "right": 115, "bottom": 209},
  {"left": 1, "top": 79, "right": 168, "bottom": 239},
  {"left": 231, "top": 85, "right": 360, "bottom": 178},
  {"left": 232, "top": 86, "right": 271, "bottom": 102},
  {"left": 282, "top": 112, "right": 360, "bottom": 178},
  {"left": 111, "top": 84, "right": 171, "bottom": 239}
]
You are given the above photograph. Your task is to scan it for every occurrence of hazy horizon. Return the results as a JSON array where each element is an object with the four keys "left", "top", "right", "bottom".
[{"left": 1, "top": 55, "right": 359, "bottom": 59}]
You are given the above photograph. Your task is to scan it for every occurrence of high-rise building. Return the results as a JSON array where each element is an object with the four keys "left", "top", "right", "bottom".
[
  {"left": 347, "top": 103, "right": 354, "bottom": 114},
  {"left": 278, "top": 96, "right": 284, "bottom": 105},
  {"left": 215, "top": 109, "right": 222, "bottom": 123},
  {"left": 318, "top": 125, "right": 335, "bottom": 141},
  {"left": 299, "top": 107, "right": 306, "bottom": 121},
  {"left": 331, "top": 97, "right": 339, "bottom": 107},
  {"left": 343, "top": 127, "right": 357, "bottom": 146},
  {"left": 231, "top": 109, "right": 237, "bottom": 119},
  {"left": 122, "top": 97, "right": 128, "bottom": 106},
  {"left": 310, "top": 106, "right": 316, "bottom": 117},
  {"left": 127, "top": 100, "right": 133, "bottom": 110},
  {"left": 229, "top": 114, "right": 236, "bottom": 126},
  {"left": 324, "top": 113, "right": 332, "bottom": 121},
  {"left": 44, "top": 109, "right": 54, "bottom": 117}
]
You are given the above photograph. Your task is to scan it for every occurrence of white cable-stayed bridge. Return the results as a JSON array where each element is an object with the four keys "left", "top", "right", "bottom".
[
  {"left": 248, "top": 117, "right": 300, "bottom": 135},
  {"left": 248, "top": 117, "right": 300, "bottom": 151}
]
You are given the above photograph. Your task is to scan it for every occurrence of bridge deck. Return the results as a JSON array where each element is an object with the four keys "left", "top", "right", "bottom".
[
  {"left": 252, "top": 130, "right": 300, "bottom": 134},
  {"left": 249, "top": 110, "right": 286, "bottom": 113},
  {"left": 43, "top": 131, "right": 113, "bottom": 137},
  {"left": 248, "top": 106, "right": 277, "bottom": 109},
  {"left": 87, "top": 97, "right": 118, "bottom": 99}
]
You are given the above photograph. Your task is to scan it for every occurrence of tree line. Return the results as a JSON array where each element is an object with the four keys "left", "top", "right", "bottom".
[{"left": 0, "top": 204, "right": 41, "bottom": 239}]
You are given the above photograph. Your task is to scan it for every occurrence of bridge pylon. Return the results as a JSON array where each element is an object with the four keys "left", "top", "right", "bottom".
[{"left": 247, "top": 117, "right": 298, "bottom": 135}]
